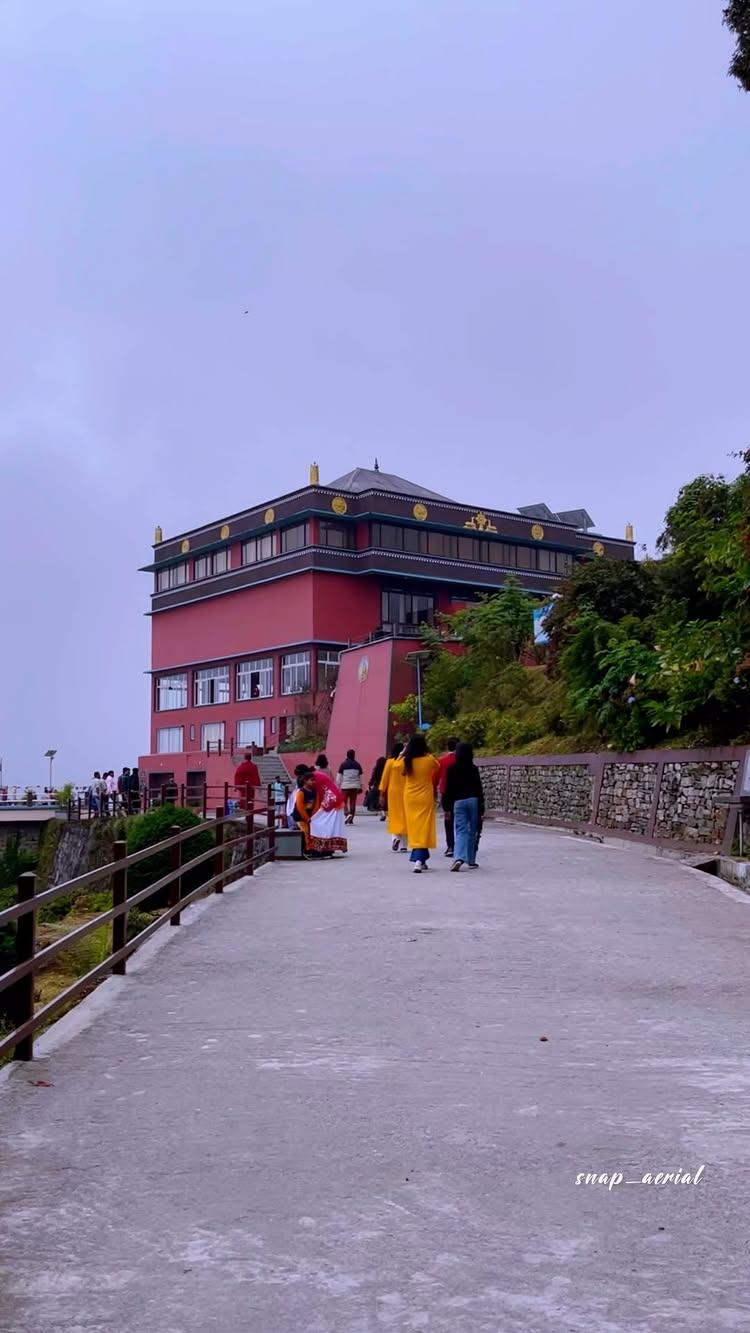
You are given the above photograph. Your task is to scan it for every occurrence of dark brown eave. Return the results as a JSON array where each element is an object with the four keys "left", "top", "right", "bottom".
[{"left": 148, "top": 484, "right": 634, "bottom": 569}]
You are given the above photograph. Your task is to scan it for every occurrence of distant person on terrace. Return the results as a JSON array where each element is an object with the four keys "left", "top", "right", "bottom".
[{"left": 234, "top": 749, "right": 261, "bottom": 809}]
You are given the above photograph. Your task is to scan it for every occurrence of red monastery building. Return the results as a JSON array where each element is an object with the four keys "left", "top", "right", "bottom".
[{"left": 139, "top": 464, "right": 634, "bottom": 794}]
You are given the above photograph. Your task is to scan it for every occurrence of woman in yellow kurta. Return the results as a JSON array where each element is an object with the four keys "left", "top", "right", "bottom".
[
  {"left": 379, "top": 743, "right": 408, "bottom": 852},
  {"left": 401, "top": 734, "right": 440, "bottom": 872}
]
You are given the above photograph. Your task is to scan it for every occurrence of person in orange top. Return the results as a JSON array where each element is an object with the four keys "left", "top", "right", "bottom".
[
  {"left": 438, "top": 737, "right": 458, "bottom": 857},
  {"left": 234, "top": 749, "right": 261, "bottom": 809}
]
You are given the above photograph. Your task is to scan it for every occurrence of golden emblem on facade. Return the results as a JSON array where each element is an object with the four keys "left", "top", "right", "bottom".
[
  {"left": 463, "top": 510, "right": 497, "bottom": 533},
  {"left": 592, "top": 540, "right": 605, "bottom": 557},
  {"left": 264, "top": 507, "right": 275, "bottom": 525},
  {"left": 531, "top": 523, "right": 544, "bottom": 541},
  {"left": 220, "top": 524, "right": 230, "bottom": 540},
  {"left": 413, "top": 502, "right": 428, "bottom": 521},
  {"left": 180, "top": 538, "right": 190, "bottom": 554},
  {"left": 332, "top": 496, "right": 348, "bottom": 515}
]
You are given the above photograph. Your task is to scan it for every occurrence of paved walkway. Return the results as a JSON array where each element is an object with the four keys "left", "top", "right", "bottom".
[{"left": 1, "top": 818, "right": 750, "bottom": 1332}]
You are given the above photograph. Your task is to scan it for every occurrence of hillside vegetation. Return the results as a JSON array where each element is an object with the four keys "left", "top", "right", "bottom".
[{"left": 393, "top": 459, "right": 750, "bottom": 755}]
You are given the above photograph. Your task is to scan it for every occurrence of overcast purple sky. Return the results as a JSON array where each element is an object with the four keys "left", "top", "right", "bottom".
[{"left": 1, "top": 1, "right": 746, "bottom": 787}]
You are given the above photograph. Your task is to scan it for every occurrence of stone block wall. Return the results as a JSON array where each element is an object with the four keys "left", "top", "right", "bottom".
[
  {"left": 479, "top": 748, "right": 745, "bottom": 850},
  {"left": 597, "top": 763, "right": 657, "bottom": 836},
  {"left": 507, "top": 764, "right": 593, "bottom": 824},
  {"left": 654, "top": 761, "right": 738, "bottom": 844}
]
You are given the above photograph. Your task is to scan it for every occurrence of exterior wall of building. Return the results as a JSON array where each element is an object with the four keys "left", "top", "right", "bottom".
[
  {"left": 310, "top": 571, "right": 381, "bottom": 644},
  {"left": 151, "top": 572, "right": 317, "bottom": 671}
]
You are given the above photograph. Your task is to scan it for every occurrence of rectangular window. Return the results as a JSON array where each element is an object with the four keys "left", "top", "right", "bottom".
[
  {"left": 317, "top": 649, "right": 340, "bottom": 691},
  {"left": 193, "top": 548, "right": 230, "bottom": 580},
  {"left": 156, "top": 726, "right": 184, "bottom": 754},
  {"left": 319, "top": 522, "right": 354, "bottom": 549},
  {"left": 381, "top": 590, "right": 434, "bottom": 629},
  {"left": 156, "top": 562, "right": 188, "bottom": 592},
  {"left": 516, "top": 546, "right": 532, "bottom": 569},
  {"left": 201, "top": 721, "right": 225, "bottom": 752},
  {"left": 237, "top": 718, "right": 265, "bottom": 748},
  {"left": 280, "top": 523, "right": 308, "bottom": 553},
  {"left": 236, "top": 657, "right": 273, "bottom": 700},
  {"left": 155, "top": 673, "right": 187, "bottom": 711},
  {"left": 281, "top": 651, "right": 311, "bottom": 695},
  {"left": 194, "top": 665, "right": 230, "bottom": 706},
  {"left": 403, "top": 526, "right": 428, "bottom": 554},
  {"left": 242, "top": 533, "right": 275, "bottom": 565},
  {"left": 270, "top": 716, "right": 277, "bottom": 735}
]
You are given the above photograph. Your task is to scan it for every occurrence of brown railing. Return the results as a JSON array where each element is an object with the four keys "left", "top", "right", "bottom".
[
  {"left": 0, "top": 789, "right": 282, "bottom": 1063},
  {"left": 66, "top": 781, "right": 289, "bottom": 822}
]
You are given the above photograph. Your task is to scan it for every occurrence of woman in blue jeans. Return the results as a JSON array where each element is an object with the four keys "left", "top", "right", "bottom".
[{"left": 442, "top": 743, "right": 485, "bottom": 871}]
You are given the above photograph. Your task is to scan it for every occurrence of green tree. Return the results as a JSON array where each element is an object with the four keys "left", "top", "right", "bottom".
[
  {"left": 544, "top": 557, "right": 658, "bottom": 652},
  {"left": 725, "top": 1, "right": 750, "bottom": 90}
]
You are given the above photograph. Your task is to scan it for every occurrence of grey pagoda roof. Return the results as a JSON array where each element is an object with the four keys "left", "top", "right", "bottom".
[{"left": 324, "top": 467, "right": 451, "bottom": 502}]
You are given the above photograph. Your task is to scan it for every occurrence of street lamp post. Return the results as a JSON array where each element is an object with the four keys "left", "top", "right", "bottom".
[
  {"left": 44, "top": 749, "right": 57, "bottom": 793},
  {"left": 404, "top": 650, "right": 432, "bottom": 732}
]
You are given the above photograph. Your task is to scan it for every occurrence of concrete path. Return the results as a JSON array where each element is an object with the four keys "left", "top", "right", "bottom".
[{"left": 1, "top": 818, "right": 750, "bottom": 1332}]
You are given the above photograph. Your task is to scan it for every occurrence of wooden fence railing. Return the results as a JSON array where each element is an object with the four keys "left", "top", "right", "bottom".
[{"left": 0, "top": 792, "right": 280, "bottom": 1062}]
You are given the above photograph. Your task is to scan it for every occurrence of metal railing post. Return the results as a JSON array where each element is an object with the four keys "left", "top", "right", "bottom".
[
  {"left": 246, "top": 811, "right": 254, "bottom": 877},
  {"left": 112, "top": 840, "right": 128, "bottom": 975},
  {"left": 12, "top": 872, "right": 37, "bottom": 1060},
  {"left": 266, "top": 783, "right": 276, "bottom": 861},
  {"left": 179, "top": 783, "right": 185, "bottom": 810},
  {"left": 169, "top": 826, "right": 183, "bottom": 925},
  {"left": 224, "top": 781, "right": 229, "bottom": 814},
  {"left": 202, "top": 784, "right": 207, "bottom": 821},
  {"left": 214, "top": 808, "right": 225, "bottom": 893}
]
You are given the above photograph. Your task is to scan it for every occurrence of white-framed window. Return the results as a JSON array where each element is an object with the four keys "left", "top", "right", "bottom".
[
  {"left": 155, "top": 673, "right": 187, "bottom": 711},
  {"left": 270, "top": 716, "right": 277, "bottom": 735},
  {"left": 194, "top": 548, "right": 230, "bottom": 580},
  {"left": 156, "top": 726, "right": 184, "bottom": 754},
  {"left": 157, "top": 562, "right": 188, "bottom": 592},
  {"left": 237, "top": 718, "right": 265, "bottom": 748},
  {"left": 317, "top": 650, "right": 339, "bottom": 691},
  {"left": 242, "top": 534, "right": 275, "bottom": 565},
  {"left": 194, "top": 665, "right": 230, "bottom": 706},
  {"left": 236, "top": 658, "right": 273, "bottom": 700},
  {"left": 201, "top": 722, "right": 225, "bottom": 752},
  {"left": 281, "top": 651, "right": 311, "bottom": 695}
]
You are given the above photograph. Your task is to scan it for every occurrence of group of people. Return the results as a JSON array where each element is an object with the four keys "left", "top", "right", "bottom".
[
  {"left": 285, "top": 754, "right": 351, "bottom": 856},
  {"left": 377, "top": 735, "right": 485, "bottom": 872},
  {"left": 89, "top": 767, "right": 141, "bottom": 814}
]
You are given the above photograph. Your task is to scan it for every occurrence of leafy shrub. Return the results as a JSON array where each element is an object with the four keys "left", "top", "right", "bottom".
[{"left": 126, "top": 806, "right": 214, "bottom": 908}]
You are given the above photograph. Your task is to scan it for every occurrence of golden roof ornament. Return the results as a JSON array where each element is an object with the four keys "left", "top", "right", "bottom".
[
  {"left": 464, "top": 510, "right": 497, "bottom": 533},
  {"left": 309, "top": 461, "right": 320, "bottom": 485},
  {"left": 154, "top": 525, "right": 163, "bottom": 545}
]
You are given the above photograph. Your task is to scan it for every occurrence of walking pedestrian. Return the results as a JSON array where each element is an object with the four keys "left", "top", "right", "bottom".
[
  {"left": 443, "top": 743, "right": 485, "bottom": 871},
  {"left": 438, "top": 738, "right": 458, "bottom": 857},
  {"left": 401, "top": 735, "right": 440, "bottom": 872},
  {"left": 337, "top": 749, "right": 363, "bottom": 825},
  {"left": 379, "top": 742, "right": 408, "bottom": 851},
  {"left": 364, "top": 756, "right": 387, "bottom": 813},
  {"left": 105, "top": 770, "right": 117, "bottom": 814},
  {"left": 234, "top": 749, "right": 261, "bottom": 810},
  {"left": 89, "top": 771, "right": 104, "bottom": 815}
]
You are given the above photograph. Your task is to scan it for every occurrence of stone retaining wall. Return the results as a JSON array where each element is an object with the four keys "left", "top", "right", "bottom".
[
  {"left": 597, "top": 763, "right": 657, "bottom": 837},
  {"left": 508, "top": 764, "right": 593, "bottom": 824},
  {"left": 478, "top": 747, "right": 746, "bottom": 852}
]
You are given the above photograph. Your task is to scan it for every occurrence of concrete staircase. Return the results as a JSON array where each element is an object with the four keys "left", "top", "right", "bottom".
[{"left": 256, "top": 754, "right": 295, "bottom": 787}]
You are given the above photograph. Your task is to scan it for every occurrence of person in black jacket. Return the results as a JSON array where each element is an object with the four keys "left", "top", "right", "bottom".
[{"left": 443, "top": 742, "right": 485, "bottom": 871}]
